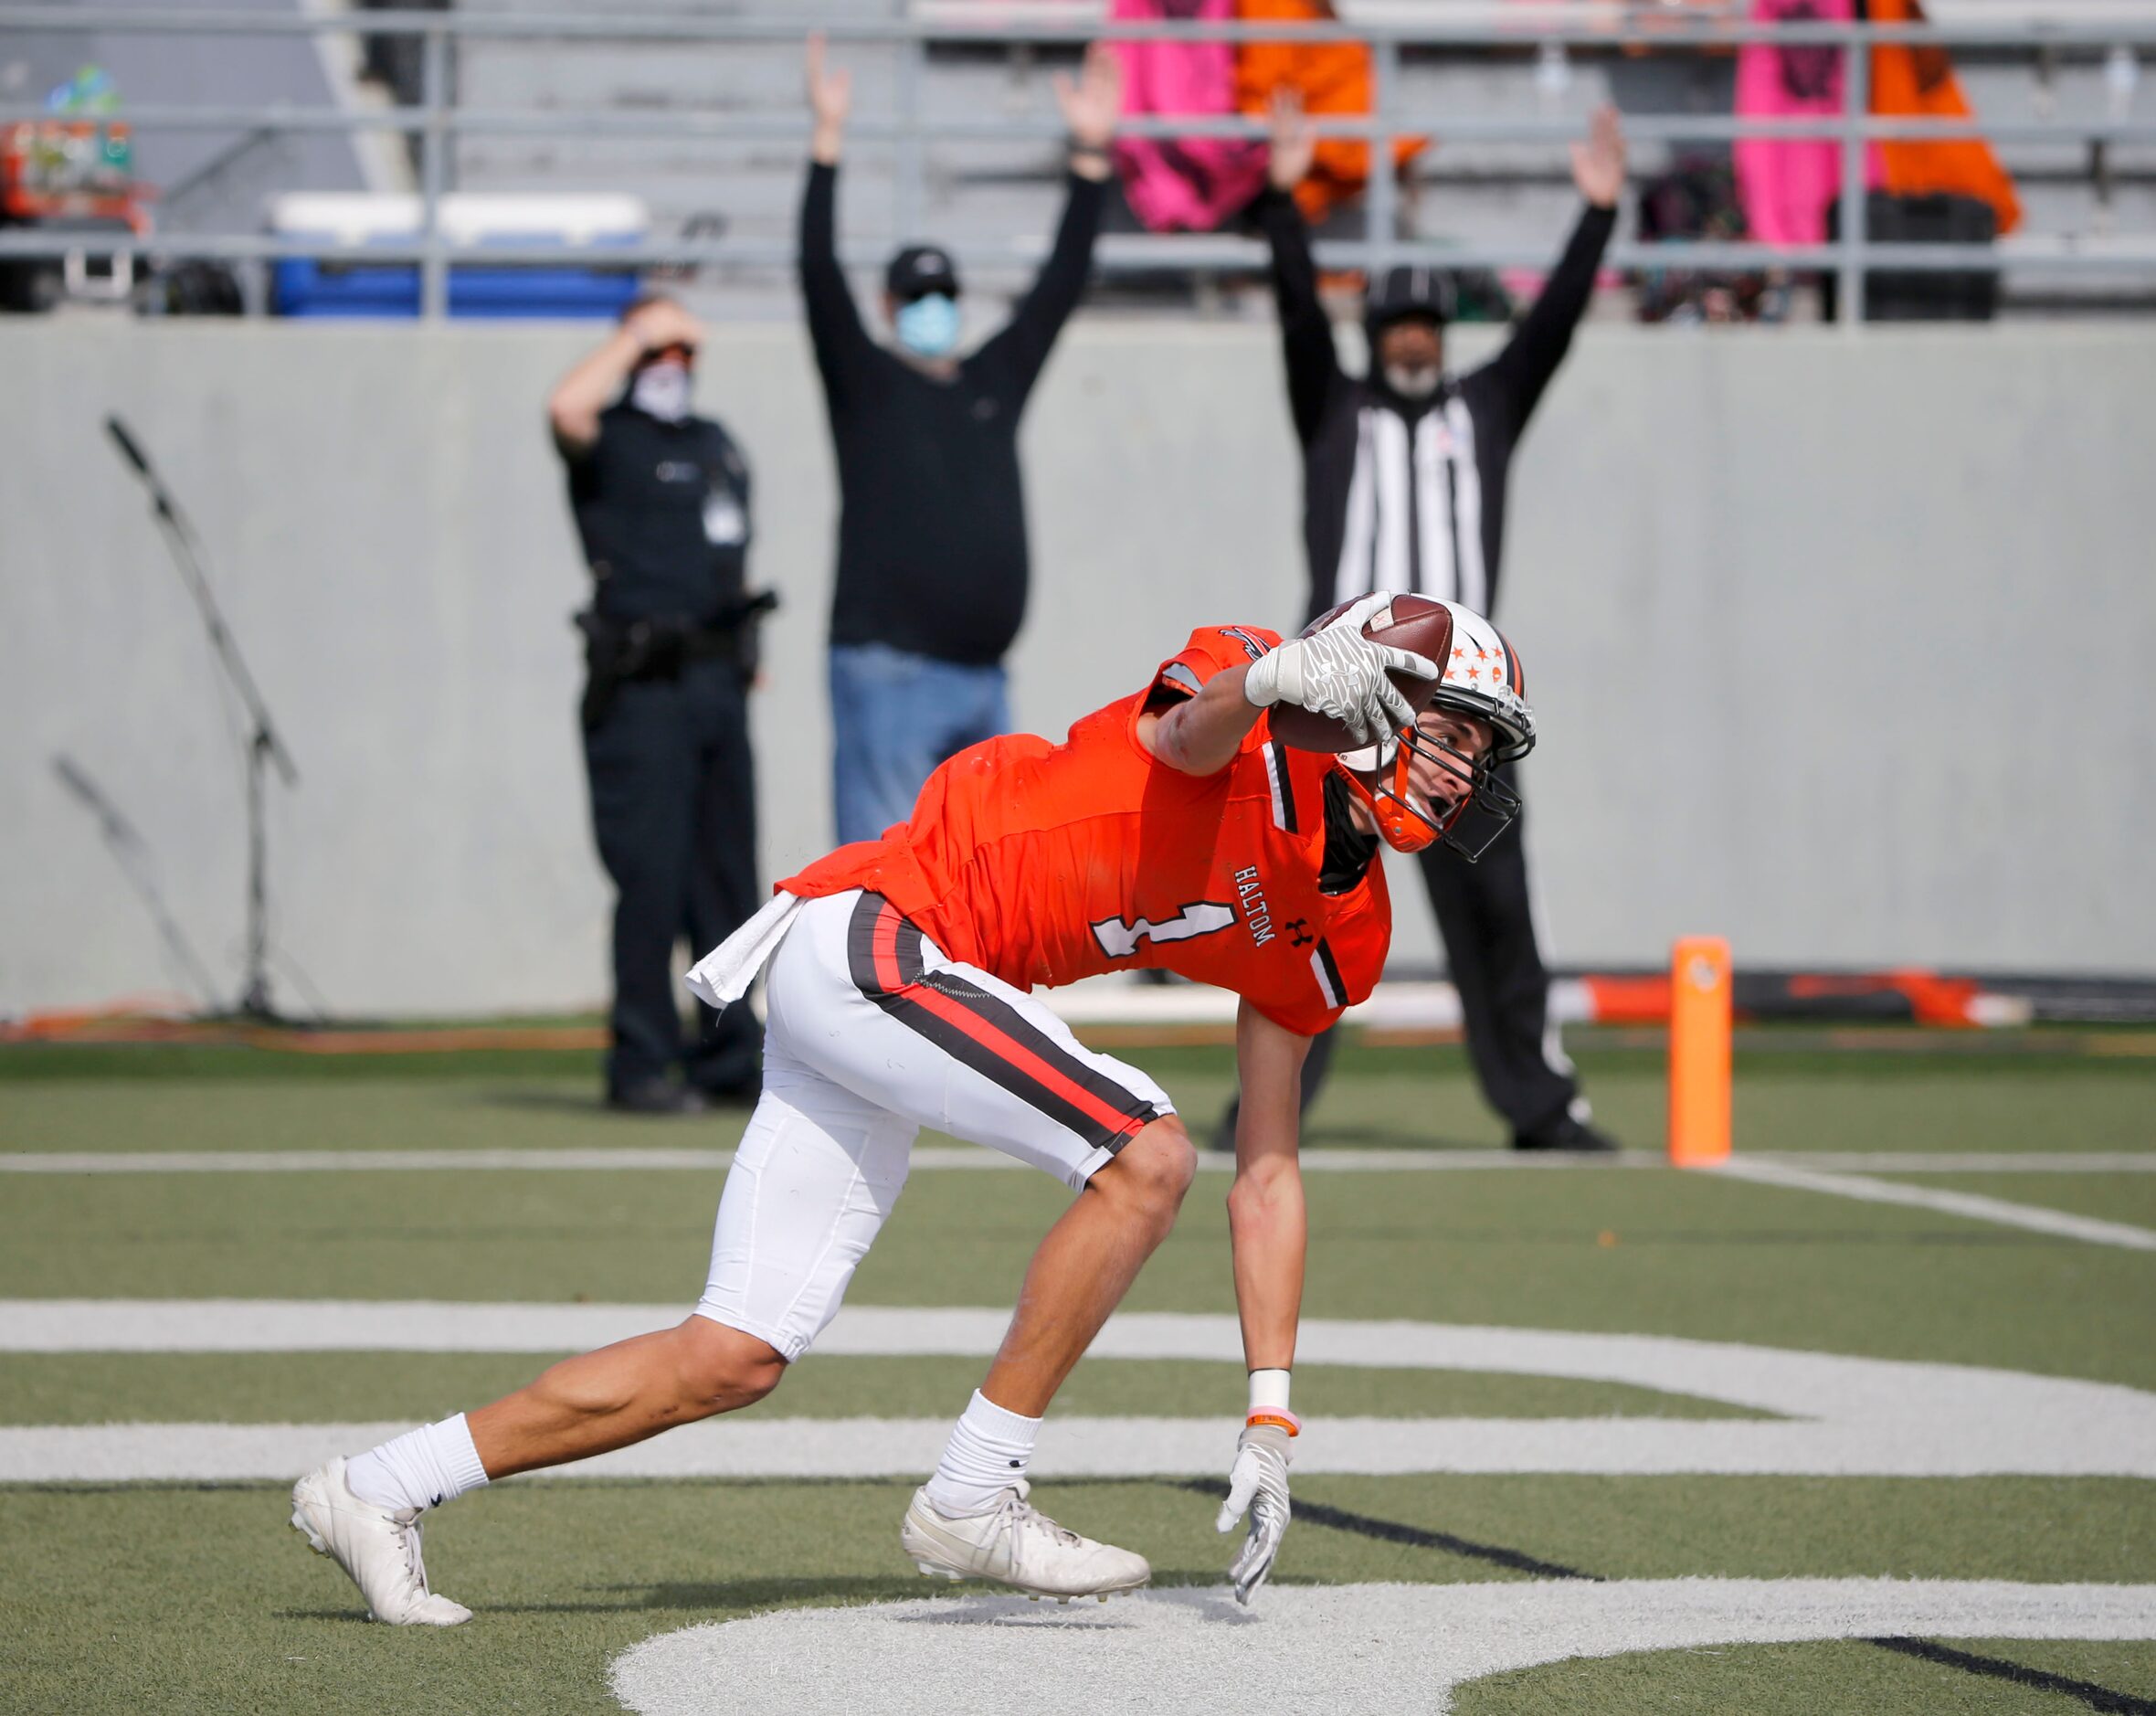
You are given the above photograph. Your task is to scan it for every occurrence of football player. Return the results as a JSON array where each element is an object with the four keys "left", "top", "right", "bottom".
[{"left": 290, "top": 592, "right": 1534, "bottom": 1621}]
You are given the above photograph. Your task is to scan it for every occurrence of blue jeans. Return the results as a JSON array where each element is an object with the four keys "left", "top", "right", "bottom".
[{"left": 830, "top": 642, "right": 1011, "bottom": 845}]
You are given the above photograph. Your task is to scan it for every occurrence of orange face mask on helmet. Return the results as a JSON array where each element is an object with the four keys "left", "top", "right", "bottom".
[
  {"left": 1335, "top": 723, "right": 1525, "bottom": 858},
  {"left": 1327, "top": 598, "right": 1538, "bottom": 861}
]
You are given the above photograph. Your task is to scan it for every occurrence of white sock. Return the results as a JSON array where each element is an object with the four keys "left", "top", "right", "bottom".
[
  {"left": 344, "top": 1414, "right": 490, "bottom": 1514},
  {"left": 925, "top": 1390, "right": 1040, "bottom": 1518}
]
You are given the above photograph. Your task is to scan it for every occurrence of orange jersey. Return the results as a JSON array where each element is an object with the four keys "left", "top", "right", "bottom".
[{"left": 782, "top": 626, "right": 1391, "bottom": 1036}]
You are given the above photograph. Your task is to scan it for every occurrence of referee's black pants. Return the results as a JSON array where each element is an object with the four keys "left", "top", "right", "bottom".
[
  {"left": 1412, "top": 770, "right": 1579, "bottom": 1136},
  {"left": 1224, "top": 769, "right": 1580, "bottom": 1142},
  {"left": 583, "top": 657, "right": 762, "bottom": 1098}
]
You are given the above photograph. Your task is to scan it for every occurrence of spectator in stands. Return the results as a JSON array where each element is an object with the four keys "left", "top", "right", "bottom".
[
  {"left": 1109, "top": 0, "right": 1266, "bottom": 234},
  {"left": 1221, "top": 92, "right": 1627, "bottom": 1154},
  {"left": 800, "top": 34, "right": 1122, "bottom": 844},
  {"left": 549, "top": 295, "right": 769, "bottom": 1115},
  {"left": 1234, "top": 0, "right": 1426, "bottom": 228}
]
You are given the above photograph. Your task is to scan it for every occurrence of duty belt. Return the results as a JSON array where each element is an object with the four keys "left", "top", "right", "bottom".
[{"left": 576, "top": 590, "right": 778, "bottom": 729}]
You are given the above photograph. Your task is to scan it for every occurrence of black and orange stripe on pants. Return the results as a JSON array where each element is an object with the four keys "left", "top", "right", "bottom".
[{"left": 845, "top": 893, "right": 1163, "bottom": 1156}]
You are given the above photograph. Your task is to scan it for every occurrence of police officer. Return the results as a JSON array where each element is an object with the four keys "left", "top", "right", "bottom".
[
  {"left": 1224, "top": 94, "right": 1629, "bottom": 1153},
  {"left": 549, "top": 295, "right": 769, "bottom": 1114}
]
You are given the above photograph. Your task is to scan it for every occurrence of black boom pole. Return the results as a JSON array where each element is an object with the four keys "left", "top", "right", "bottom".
[{"left": 105, "top": 413, "right": 300, "bottom": 1022}]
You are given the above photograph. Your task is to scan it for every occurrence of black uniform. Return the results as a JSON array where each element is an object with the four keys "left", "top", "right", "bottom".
[
  {"left": 564, "top": 401, "right": 762, "bottom": 1101},
  {"left": 1257, "top": 187, "right": 1616, "bottom": 1139}
]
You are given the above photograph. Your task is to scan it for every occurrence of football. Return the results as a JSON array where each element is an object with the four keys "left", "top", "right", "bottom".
[{"left": 1267, "top": 594, "right": 1456, "bottom": 753}]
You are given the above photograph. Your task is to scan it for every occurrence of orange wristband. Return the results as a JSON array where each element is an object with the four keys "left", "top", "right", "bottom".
[{"left": 1246, "top": 1409, "right": 1302, "bottom": 1437}]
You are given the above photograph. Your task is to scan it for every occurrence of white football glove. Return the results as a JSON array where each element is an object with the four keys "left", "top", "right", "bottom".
[
  {"left": 1214, "top": 1422, "right": 1293, "bottom": 1604},
  {"left": 1242, "top": 593, "right": 1438, "bottom": 745}
]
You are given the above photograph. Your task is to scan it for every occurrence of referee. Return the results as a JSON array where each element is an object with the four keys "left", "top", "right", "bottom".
[{"left": 1237, "top": 94, "right": 1629, "bottom": 1153}]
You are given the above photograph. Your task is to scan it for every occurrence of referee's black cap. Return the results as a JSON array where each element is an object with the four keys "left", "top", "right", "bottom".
[
  {"left": 1365, "top": 264, "right": 1457, "bottom": 331},
  {"left": 887, "top": 243, "right": 962, "bottom": 301}
]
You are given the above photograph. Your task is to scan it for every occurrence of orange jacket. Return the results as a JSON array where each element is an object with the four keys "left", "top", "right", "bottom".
[
  {"left": 1234, "top": 0, "right": 1426, "bottom": 223},
  {"left": 1868, "top": 0, "right": 2021, "bottom": 234}
]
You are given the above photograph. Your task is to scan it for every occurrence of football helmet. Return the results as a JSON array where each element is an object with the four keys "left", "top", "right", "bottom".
[{"left": 1331, "top": 598, "right": 1536, "bottom": 860}]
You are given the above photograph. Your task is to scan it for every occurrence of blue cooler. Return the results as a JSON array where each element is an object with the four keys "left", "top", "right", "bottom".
[{"left": 270, "top": 193, "right": 647, "bottom": 319}]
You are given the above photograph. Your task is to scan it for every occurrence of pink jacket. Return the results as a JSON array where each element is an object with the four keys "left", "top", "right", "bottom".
[
  {"left": 1110, "top": 0, "right": 1267, "bottom": 233},
  {"left": 1733, "top": 0, "right": 1883, "bottom": 247}
]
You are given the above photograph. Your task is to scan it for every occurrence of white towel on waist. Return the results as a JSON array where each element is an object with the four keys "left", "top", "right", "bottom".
[{"left": 684, "top": 890, "right": 806, "bottom": 1008}]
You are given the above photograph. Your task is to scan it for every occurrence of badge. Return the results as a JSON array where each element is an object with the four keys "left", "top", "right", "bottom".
[{"left": 703, "top": 490, "right": 747, "bottom": 546}]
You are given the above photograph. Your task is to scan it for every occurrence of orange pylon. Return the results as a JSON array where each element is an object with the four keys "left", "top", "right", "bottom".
[{"left": 1668, "top": 936, "right": 1731, "bottom": 1166}]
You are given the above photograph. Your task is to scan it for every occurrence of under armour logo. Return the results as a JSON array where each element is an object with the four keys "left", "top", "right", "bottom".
[{"left": 1286, "top": 919, "right": 1314, "bottom": 948}]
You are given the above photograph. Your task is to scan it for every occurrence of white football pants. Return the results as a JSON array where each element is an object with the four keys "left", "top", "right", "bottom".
[{"left": 693, "top": 888, "right": 1174, "bottom": 1361}]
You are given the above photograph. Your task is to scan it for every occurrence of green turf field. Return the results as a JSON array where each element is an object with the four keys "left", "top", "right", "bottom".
[{"left": 1, "top": 1035, "right": 2151, "bottom": 1714}]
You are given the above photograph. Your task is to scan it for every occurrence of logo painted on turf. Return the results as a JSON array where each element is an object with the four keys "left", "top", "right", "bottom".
[{"left": 1233, "top": 866, "right": 1275, "bottom": 949}]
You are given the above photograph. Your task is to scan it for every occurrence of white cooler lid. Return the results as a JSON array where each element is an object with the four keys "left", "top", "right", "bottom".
[{"left": 267, "top": 192, "right": 649, "bottom": 245}]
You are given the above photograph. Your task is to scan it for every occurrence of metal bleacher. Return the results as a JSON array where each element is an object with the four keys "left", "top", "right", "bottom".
[
  {"left": 436, "top": 0, "right": 2156, "bottom": 319},
  {"left": 3, "top": 1, "right": 2154, "bottom": 319}
]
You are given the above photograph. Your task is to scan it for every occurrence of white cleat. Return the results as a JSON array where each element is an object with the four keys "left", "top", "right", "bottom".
[
  {"left": 900, "top": 1481, "right": 1150, "bottom": 1601},
  {"left": 290, "top": 1457, "right": 472, "bottom": 1626}
]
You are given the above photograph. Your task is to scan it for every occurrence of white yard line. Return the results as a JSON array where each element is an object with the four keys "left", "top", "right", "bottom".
[
  {"left": 6, "top": 1411, "right": 2151, "bottom": 1482},
  {"left": 0, "top": 1148, "right": 750, "bottom": 1175},
  {"left": 5, "top": 1306, "right": 2152, "bottom": 1479},
  {"left": 1789, "top": 1151, "right": 2156, "bottom": 1173},
  {"left": 0, "top": 1147, "right": 1590, "bottom": 1174},
  {"left": 611, "top": 1581, "right": 2156, "bottom": 1716},
  {"left": 1717, "top": 1159, "right": 2156, "bottom": 1251},
  {"left": 1, "top": 1147, "right": 2150, "bottom": 1175}
]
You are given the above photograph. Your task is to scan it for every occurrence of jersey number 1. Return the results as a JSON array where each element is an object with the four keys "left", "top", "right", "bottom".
[{"left": 1091, "top": 902, "right": 1236, "bottom": 961}]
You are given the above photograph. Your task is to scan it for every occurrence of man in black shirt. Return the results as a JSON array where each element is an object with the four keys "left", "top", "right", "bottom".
[
  {"left": 800, "top": 34, "right": 1121, "bottom": 843},
  {"left": 550, "top": 295, "right": 766, "bottom": 1114},
  {"left": 1232, "top": 96, "right": 1628, "bottom": 1153}
]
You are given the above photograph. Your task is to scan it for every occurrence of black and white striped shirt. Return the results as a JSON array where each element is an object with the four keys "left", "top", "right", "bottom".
[{"left": 1254, "top": 191, "right": 1617, "bottom": 626}]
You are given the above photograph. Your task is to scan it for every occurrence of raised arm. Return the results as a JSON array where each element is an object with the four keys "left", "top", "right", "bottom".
[
  {"left": 547, "top": 299, "right": 700, "bottom": 456},
  {"left": 1213, "top": 996, "right": 1312, "bottom": 1604},
  {"left": 1474, "top": 104, "right": 1623, "bottom": 435},
  {"left": 798, "top": 34, "right": 874, "bottom": 399},
  {"left": 1253, "top": 89, "right": 1341, "bottom": 447},
  {"left": 978, "top": 43, "right": 1118, "bottom": 401}
]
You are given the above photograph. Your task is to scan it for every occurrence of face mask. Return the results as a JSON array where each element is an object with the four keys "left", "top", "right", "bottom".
[
  {"left": 1382, "top": 362, "right": 1443, "bottom": 401},
  {"left": 895, "top": 292, "right": 960, "bottom": 358},
  {"left": 629, "top": 360, "right": 692, "bottom": 423}
]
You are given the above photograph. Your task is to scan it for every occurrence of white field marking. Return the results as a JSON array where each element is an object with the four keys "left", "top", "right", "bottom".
[
  {"left": 0, "top": 1147, "right": 1590, "bottom": 1174},
  {"left": 0, "top": 1148, "right": 746, "bottom": 1175},
  {"left": 5, "top": 1307, "right": 2153, "bottom": 1479},
  {"left": 3, "top": 1146, "right": 2151, "bottom": 1175},
  {"left": 1717, "top": 1159, "right": 2156, "bottom": 1252},
  {"left": 1791, "top": 1152, "right": 2156, "bottom": 1174},
  {"left": 609, "top": 1580, "right": 2156, "bottom": 1716}
]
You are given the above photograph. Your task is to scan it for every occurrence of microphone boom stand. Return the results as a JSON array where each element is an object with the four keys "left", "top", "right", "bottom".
[{"left": 105, "top": 414, "right": 300, "bottom": 1022}]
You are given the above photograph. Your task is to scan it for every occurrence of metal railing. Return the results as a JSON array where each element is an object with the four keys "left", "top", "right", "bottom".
[{"left": 4, "top": 6, "right": 2155, "bottom": 322}]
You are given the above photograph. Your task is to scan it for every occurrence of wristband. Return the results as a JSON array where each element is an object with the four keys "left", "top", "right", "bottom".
[{"left": 1247, "top": 1367, "right": 1294, "bottom": 1435}]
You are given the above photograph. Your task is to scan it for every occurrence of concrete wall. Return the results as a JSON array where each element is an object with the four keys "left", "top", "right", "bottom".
[{"left": 5, "top": 317, "right": 2152, "bottom": 1016}]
